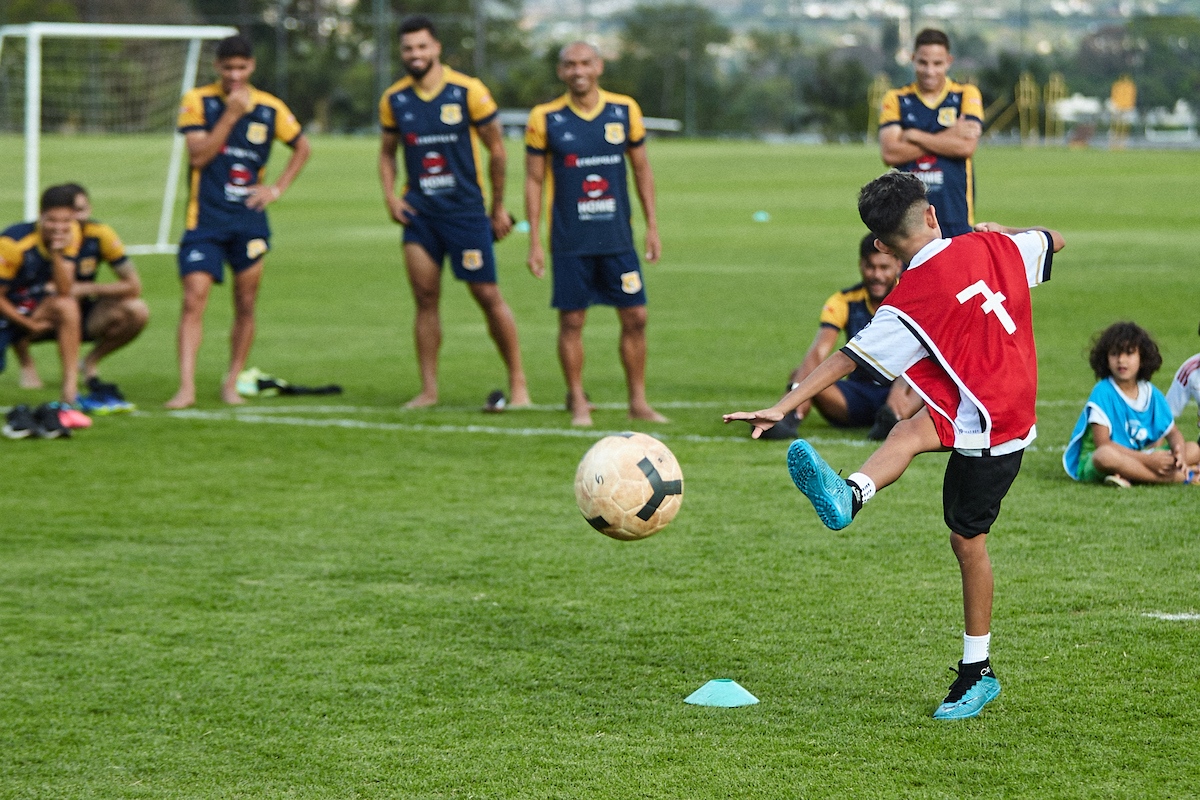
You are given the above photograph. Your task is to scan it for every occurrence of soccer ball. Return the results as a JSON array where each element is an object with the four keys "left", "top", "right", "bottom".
[{"left": 574, "top": 432, "right": 684, "bottom": 540}]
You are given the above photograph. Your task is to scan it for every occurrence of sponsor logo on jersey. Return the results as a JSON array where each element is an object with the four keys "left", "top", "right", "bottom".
[
  {"left": 246, "top": 121, "right": 268, "bottom": 144},
  {"left": 620, "top": 270, "right": 642, "bottom": 294},
  {"left": 462, "top": 249, "right": 484, "bottom": 270},
  {"left": 564, "top": 153, "right": 622, "bottom": 169},
  {"left": 582, "top": 174, "right": 609, "bottom": 198},
  {"left": 577, "top": 173, "right": 616, "bottom": 217},
  {"left": 440, "top": 103, "right": 463, "bottom": 125},
  {"left": 229, "top": 164, "right": 253, "bottom": 186},
  {"left": 604, "top": 122, "right": 626, "bottom": 145},
  {"left": 912, "top": 155, "right": 945, "bottom": 189},
  {"left": 246, "top": 238, "right": 268, "bottom": 260},
  {"left": 937, "top": 107, "right": 958, "bottom": 127},
  {"left": 77, "top": 257, "right": 97, "bottom": 279},
  {"left": 221, "top": 145, "right": 262, "bottom": 162},
  {"left": 418, "top": 150, "right": 457, "bottom": 193},
  {"left": 405, "top": 132, "right": 459, "bottom": 146}
]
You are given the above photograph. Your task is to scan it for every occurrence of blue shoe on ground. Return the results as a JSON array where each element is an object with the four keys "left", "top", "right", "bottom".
[
  {"left": 933, "top": 660, "right": 1001, "bottom": 720},
  {"left": 786, "top": 439, "right": 854, "bottom": 530}
]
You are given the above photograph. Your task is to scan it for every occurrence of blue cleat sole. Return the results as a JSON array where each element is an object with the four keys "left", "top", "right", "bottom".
[
  {"left": 933, "top": 676, "right": 1001, "bottom": 720},
  {"left": 787, "top": 439, "right": 854, "bottom": 530}
]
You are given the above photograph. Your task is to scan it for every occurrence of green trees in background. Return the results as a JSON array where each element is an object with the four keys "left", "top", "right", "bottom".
[{"left": 5, "top": 0, "right": 1198, "bottom": 137}]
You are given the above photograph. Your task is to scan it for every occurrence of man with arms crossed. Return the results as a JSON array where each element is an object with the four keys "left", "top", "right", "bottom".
[
  {"left": 167, "top": 34, "right": 311, "bottom": 408},
  {"left": 879, "top": 28, "right": 983, "bottom": 237},
  {"left": 0, "top": 185, "right": 83, "bottom": 405},
  {"left": 525, "top": 41, "right": 666, "bottom": 426},
  {"left": 379, "top": 15, "right": 530, "bottom": 409}
]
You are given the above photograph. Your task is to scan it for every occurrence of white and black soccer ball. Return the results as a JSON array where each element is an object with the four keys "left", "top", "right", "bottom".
[{"left": 574, "top": 432, "right": 684, "bottom": 540}]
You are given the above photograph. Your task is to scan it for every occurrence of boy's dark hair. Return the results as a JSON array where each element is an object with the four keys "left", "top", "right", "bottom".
[
  {"left": 914, "top": 28, "right": 951, "bottom": 51},
  {"left": 40, "top": 184, "right": 78, "bottom": 213},
  {"left": 858, "top": 171, "right": 928, "bottom": 250},
  {"left": 399, "top": 15, "right": 437, "bottom": 40},
  {"left": 215, "top": 34, "right": 253, "bottom": 61},
  {"left": 1088, "top": 321, "right": 1163, "bottom": 381},
  {"left": 858, "top": 232, "right": 879, "bottom": 261},
  {"left": 61, "top": 182, "right": 87, "bottom": 201}
]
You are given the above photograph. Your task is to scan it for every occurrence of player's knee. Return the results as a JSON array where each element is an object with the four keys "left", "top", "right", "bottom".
[
  {"left": 126, "top": 298, "right": 150, "bottom": 329},
  {"left": 618, "top": 305, "right": 647, "bottom": 334},
  {"left": 50, "top": 295, "right": 80, "bottom": 325}
]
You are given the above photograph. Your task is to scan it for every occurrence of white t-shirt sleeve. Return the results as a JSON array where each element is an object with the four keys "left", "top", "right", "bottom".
[
  {"left": 1085, "top": 402, "right": 1112, "bottom": 432},
  {"left": 1166, "top": 354, "right": 1200, "bottom": 418},
  {"left": 1007, "top": 230, "right": 1054, "bottom": 287},
  {"left": 843, "top": 306, "right": 928, "bottom": 382}
]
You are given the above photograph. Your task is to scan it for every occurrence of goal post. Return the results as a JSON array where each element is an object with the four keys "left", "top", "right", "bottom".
[{"left": 0, "top": 22, "right": 237, "bottom": 254}]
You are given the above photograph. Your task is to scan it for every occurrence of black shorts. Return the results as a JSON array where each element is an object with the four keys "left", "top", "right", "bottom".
[{"left": 942, "top": 449, "right": 1024, "bottom": 538}]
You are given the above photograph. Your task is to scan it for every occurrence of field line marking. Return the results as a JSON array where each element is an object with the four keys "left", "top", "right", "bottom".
[
  {"left": 1142, "top": 612, "right": 1200, "bottom": 621},
  {"left": 151, "top": 408, "right": 1064, "bottom": 451}
]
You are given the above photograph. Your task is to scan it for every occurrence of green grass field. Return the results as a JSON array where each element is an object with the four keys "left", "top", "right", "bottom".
[{"left": 2, "top": 135, "right": 1199, "bottom": 798}]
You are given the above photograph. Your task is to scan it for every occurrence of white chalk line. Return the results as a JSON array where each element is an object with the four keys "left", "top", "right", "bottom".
[
  {"left": 1142, "top": 612, "right": 1200, "bottom": 622},
  {"left": 144, "top": 407, "right": 1066, "bottom": 452}
]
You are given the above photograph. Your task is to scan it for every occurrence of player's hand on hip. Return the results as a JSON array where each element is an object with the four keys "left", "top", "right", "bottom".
[
  {"left": 527, "top": 242, "right": 546, "bottom": 279},
  {"left": 245, "top": 184, "right": 279, "bottom": 210},
  {"left": 387, "top": 196, "right": 414, "bottom": 226},
  {"left": 491, "top": 206, "right": 514, "bottom": 241},
  {"left": 644, "top": 229, "right": 662, "bottom": 263},
  {"left": 723, "top": 408, "right": 784, "bottom": 439}
]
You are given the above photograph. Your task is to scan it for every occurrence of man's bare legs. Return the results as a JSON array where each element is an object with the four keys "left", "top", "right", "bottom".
[
  {"left": 12, "top": 339, "right": 42, "bottom": 388},
  {"left": 26, "top": 296, "right": 81, "bottom": 403},
  {"left": 221, "top": 262, "right": 263, "bottom": 405},
  {"left": 165, "top": 271, "right": 214, "bottom": 409},
  {"left": 82, "top": 298, "right": 150, "bottom": 381},
  {"left": 403, "top": 243, "right": 442, "bottom": 408},
  {"left": 617, "top": 304, "right": 667, "bottom": 423},
  {"left": 558, "top": 308, "right": 591, "bottom": 426},
  {"left": 466, "top": 280, "right": 530, "bottom": 408}
]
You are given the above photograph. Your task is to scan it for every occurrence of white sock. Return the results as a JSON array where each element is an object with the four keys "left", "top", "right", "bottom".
[
  {"left": 963, "top": 632, "right": 991, "bottom": 664},
  {"left": 846, "top": 472, "right": 876, "bottom": 502}
]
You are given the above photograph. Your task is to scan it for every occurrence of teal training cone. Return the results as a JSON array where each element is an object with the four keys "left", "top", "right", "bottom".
[{"left": 684, "top": 679, "right": 759, "bottom": 707}]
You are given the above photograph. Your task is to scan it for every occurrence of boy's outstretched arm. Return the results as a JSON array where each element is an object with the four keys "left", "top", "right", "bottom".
[{"left": 725, "top": 351, "right": 857, "bottom": 438}]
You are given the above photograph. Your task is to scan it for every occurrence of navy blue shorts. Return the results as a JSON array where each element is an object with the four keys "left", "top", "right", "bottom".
[
  {"left": 551, "top": 251, "right": 646, "bottom": 311},
  {"left": 402, "top": 213, "right": 497, "bottom": 283},
  {"left": 179, "top": 228, "right": 270, "bottom": 283},
  {"left": 830, "top": 378, "right": 890, "bottom": 428}
]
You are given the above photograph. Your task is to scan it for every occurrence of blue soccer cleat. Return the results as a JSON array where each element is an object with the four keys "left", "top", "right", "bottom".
[
  {"left": 933, "top": 660, "right": 1001, "bottom": 720},
  {"left": 786, "top": 439, "right": 854, "bottom": 530}
]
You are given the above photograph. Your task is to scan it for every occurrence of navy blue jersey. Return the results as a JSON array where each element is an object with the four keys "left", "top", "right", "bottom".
[
  {"left": 177, "top": 82, "right": 303, "bottom": 233},
  {"left": 819, "top": 282, "right": 884, "bottom": 385},
  {"left": 380, "top": 67, "right": 498, "bottom": 218},
  {"left": 525, "top": 90, "right": 645, "bottom": 257},
  {"left": 0, "top": 221, "right": 82, "bottom": 315},
  {"left": 75, "top": 220, "right": 129, "bottom": 283},
  {"left": 880, "top": 80, "right": 983, "bottom": 235}
]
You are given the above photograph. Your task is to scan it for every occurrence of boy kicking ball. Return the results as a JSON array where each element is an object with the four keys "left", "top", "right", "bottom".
[{"left": 725, "top": 171, "right": 1065, "bottom": 719}]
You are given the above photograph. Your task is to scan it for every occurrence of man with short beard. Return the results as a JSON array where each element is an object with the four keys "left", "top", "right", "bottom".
[{"left": 378, "top": 15, "right": 530, "bottom": 410}]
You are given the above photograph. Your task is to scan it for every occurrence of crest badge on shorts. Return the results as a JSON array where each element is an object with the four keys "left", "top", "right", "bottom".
[
  {"left": 620, "top": 270, "right": 642, "bottom": 294},
  {"left": 247, "top": 238, "right": 269, "bottom": 259},
  {"left": 604, "top": 122, "right": 626, "bottom": 145},
  {"left": 937, "top": 107, "right": 958, "bottom": 128},
  {"left": 462, "top": 249, "right": 484, "bottom": 270},
  {"left": 246, "top": 121, "right": 268, "bottom": 145},
  {"left": 441, "top": 104, "right": 463, "bottom": 125}
]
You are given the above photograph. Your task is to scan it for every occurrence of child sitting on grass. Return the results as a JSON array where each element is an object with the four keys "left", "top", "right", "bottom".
[{"left": 1063, "top": 321, "right": 1200, "bottom": 487}]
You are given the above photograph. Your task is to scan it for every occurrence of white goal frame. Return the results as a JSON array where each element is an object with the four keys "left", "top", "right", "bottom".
[{"left": 0, "top": 22, "right": 237, "bottom": 254}]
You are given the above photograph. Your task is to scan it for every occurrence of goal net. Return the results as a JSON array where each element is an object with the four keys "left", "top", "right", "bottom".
[{"left": 0, "top": 22, "right": 237, "bottom": 254}]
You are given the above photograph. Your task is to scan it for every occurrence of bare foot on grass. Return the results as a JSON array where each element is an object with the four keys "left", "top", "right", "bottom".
[{"left": 404, "top": 393, "right": 438, "bottom": 409}]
